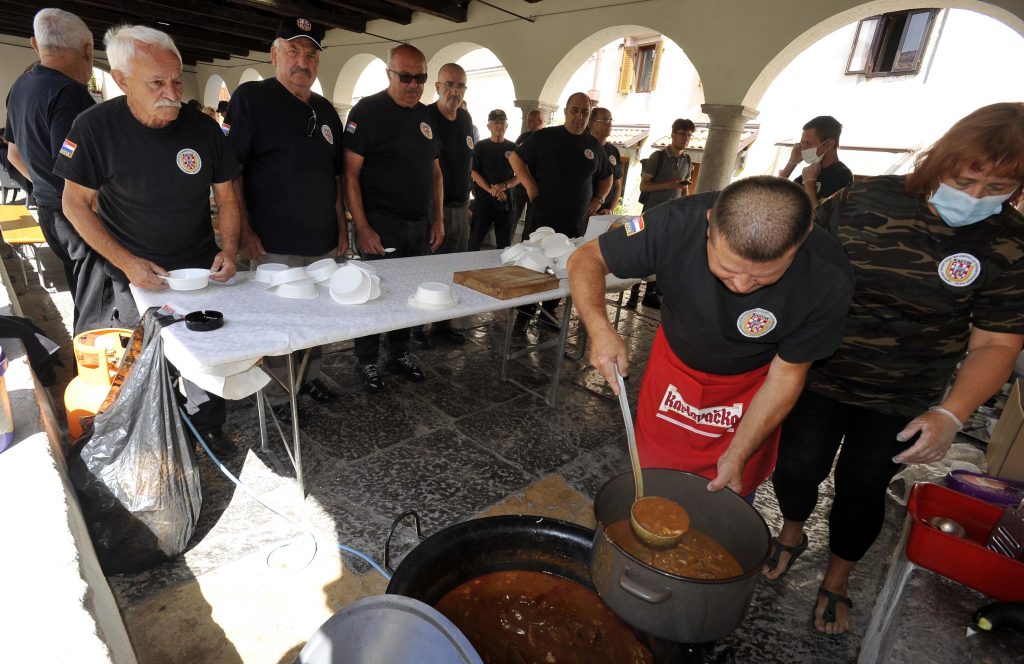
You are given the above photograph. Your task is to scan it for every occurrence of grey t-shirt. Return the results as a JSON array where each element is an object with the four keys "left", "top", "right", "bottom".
[{"left": 641, "top": 148, "right": 692, "bottom": 211}]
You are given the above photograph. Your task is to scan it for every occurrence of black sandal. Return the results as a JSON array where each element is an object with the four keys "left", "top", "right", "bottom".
[
  {"left": 763, "top": 532, "right": 808, "bottom": 580},
  {"left": 815, "top": 586, "right": 853, "bottom": 634}
]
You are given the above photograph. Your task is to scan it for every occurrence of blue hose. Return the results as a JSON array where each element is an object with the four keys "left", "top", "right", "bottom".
[{"left": 180, "top": 408, "right": 392, "bottom": 580}]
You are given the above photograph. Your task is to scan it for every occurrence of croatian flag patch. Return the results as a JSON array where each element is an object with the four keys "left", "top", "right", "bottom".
[
  {"left": 345, "top": 121, "right": 357, "bottom": 134},
  {"left": 624, "top": 216, "right": 645, "bottom": 236},
  {"left": 59, "top": 139, "right": 77, "bottom": 158}
]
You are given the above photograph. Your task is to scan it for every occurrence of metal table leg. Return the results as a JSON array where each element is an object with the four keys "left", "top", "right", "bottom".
[{"left": 255, "top": 349, "right": 312, "bottom": 496}]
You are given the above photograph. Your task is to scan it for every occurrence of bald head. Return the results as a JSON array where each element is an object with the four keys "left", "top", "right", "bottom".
[
  {"left": 386, "top": 43, "right": 428, "bottom": 108},
  {"left": 563, "top": 92, "right": 592, "bottom": 135},
  {"left": 710, "top": 176, "right": 812, "bottom": 262},
  {"left": 435, "top": 62, "right": 467, "bottom": 118}
]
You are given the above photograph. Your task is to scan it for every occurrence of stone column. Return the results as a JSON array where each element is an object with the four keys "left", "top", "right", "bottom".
[
  {"left": 513, "top": 99, "right": 559, "bottom": 135},
  {"left": 333, "top": 102, "right": 353, "bottom": 124},
  {"left": 696, "top": 104, "right": 759, "bottom": 193}
]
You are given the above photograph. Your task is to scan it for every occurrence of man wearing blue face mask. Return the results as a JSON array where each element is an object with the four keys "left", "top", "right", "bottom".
[
  {"left": 778, "top": 115, "right": 853, "bottom": 206},
  {"left": 764, "top": 103, "right": 1024, "bottom": 637}
]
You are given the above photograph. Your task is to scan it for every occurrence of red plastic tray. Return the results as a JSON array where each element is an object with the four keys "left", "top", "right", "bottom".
[{"left": 906, "top": 482, "right": 1024, "bottom": 601}]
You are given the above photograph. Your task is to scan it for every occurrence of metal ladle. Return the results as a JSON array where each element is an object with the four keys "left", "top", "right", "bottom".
[{"left": 614, "top": 367, "right": 689, "bottom": 549}]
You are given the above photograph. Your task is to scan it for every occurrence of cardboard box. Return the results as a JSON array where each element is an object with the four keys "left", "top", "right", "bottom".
[{"left": 988, "top": 378, "right": 1024, "bottom": 482}]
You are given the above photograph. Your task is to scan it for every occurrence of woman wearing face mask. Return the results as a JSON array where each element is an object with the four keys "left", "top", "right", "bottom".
[{"left": 762, "top": 103, "right": 1024, "bottom": 635}]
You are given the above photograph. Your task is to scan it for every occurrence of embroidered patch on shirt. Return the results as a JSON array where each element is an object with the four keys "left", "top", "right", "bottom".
[
  {"left": 345, "top": 121, "right": 357, "bottom": 134},
  {"left": 938, "top": 252, "right": 981, "bottom": 287},
  {"left": 583, "top": 149, "right": 594, "bottom": 160},
  {"left": 221, "top": 123, "right": 230, "bottom": 136},
  {"left": 466, "top": 135, "right": 474, "bottom": 149},
  {"left": 176, "top": 148, "right": 202, "bottom": 175},
  {"left": 609, "top": 155, "right": 617, "bottom": 166},
  {"left": 737, "top": 308, "right": 777, "bottom": 338},
  {"left": 504, "top": 150, "right": 512, "bottom": 158},
  {"left": 420, "top": 122, "right": 433, "bottom": 140},
  {"left": 59, "top": 139, "right": 77, "bottom": 158},
  {"left": 623, "top": 216, "right": 645, "bottom": 236},
  {"left": 322, "top": 124, "right": 334, "bottom": 144}
]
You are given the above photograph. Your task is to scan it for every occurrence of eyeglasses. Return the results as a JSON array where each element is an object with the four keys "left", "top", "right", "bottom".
[
  {"left": 591, "top": 118, "right": 613, "bottom": 125},
  {"left": 306, "top": 107, "right": 318, "bottom": 137},
  {"left": 389, "top": 68, "right": 428, "bottom": 85},
  {"left": 440, "top": 81, "right": 467, "bottom": 91}
]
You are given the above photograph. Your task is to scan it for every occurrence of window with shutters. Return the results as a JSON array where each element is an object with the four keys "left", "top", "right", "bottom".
[
  {"left": 617, "top": 37, "right": 663, "bottom": 94},
  {"left": 846, "top": 9, "right": 938, "bottom": 76}
]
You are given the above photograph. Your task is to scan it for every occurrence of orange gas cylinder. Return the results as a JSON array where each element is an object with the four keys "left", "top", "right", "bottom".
[{"left": 64, "top": 328, "right": 132, "bottom": 439}]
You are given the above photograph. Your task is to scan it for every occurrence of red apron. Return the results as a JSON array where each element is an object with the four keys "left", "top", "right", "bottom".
[{"left": 636, "top": 327, "right": 780, "bottom": 496}]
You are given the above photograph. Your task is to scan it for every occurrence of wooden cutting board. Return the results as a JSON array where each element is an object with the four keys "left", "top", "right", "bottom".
[{"left": 453, "top": 266, "right": 560, "bottom": 299}]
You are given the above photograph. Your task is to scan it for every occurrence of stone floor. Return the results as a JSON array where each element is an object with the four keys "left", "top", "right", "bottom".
[{"left": 4, "top": 218, "right": 1022, "bottom": 664}]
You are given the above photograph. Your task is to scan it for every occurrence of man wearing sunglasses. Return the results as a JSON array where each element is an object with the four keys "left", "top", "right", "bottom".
[
  {"left": 344, "top": 43, "right": 443, "bottom": 392},
  {"left": 225, "top": 18, "right": 346, "bottom": 419}
]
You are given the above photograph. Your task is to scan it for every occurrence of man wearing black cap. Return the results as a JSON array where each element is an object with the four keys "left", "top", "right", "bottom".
[
  {"left": 469, "top": 109, "right": 518, "bottom": 250},
  {"left": 411, "top": 61, "right": 475, "bottom": 347},
  {"left": 225, "top": 17, "right": 346, "bottom": 418},
  {"left": 344, "top": 43, "right": 443, "bottom": 392}
]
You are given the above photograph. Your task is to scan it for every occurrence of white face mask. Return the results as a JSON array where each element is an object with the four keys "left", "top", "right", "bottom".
[{"left": 801, "top": 143, "right": 825, "bottom": 164}]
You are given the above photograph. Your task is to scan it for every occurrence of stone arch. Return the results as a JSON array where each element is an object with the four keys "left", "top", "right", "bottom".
[
  {"left": 238, "top": 68, "right": 262, "bottom": 87},
  {"left": 334, "top": 53, "right": 385, "bottom": 105},
  {"left": 203, "top": 73, "right": 227, "bottom": 108},
  {"left": 537, "top": 25, "right": 700, "bottom": 107},
  {"left": 741, "top": 0, "right": 1024, "bottom": 109}
]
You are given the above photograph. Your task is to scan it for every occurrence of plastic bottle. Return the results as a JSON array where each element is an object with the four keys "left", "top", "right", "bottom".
[{"left": 0, "top": 345, "right": 14, "bottom": 453}]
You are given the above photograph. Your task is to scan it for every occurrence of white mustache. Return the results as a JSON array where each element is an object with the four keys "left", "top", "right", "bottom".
[{"left": 155, "top": 99, "right": 181, "bottom": 108}]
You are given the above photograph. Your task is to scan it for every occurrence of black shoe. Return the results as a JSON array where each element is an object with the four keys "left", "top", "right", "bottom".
[
  {"left": 197, "top": 427, "right": 236, "bottom": 457},
  {"left": 356, "top": 362, "right": 385, "bottom": 392},
  {"left": 641, "top": 294, "right": 661, "bottom": 309},
  {"left": 410, "top": 329, "right": 431, "bottom": 349},
  {"left": 385, "top": 352, "right": 425, "bottom": 382},
  {"left": 271, "top": 403, "right": 304, "bottom": 425},
  {"left": 624, "top": 295, "right": 639, "bottom": 310},
  {"left": 512, "top": 313, "right": 531, "bottom": 336},
  {"left": 300, "top": 378, "right": 338, "bottom": 402},
  {"left": 432, "top": 327, "right": 466, "bottom": 345}
]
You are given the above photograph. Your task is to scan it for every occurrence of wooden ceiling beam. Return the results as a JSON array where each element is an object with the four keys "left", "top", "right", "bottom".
[
  {"left": 386, "top": 0, "right": 467, "bottom": 23},
  {"left": 225, "top": 0, "right": 367, "bottom": 33},
  {"left": 319, "top": 0, "right": 412, "bottom": 25},
  {"left": 134, "top": 0, "right": 281, "bottom": 35}
]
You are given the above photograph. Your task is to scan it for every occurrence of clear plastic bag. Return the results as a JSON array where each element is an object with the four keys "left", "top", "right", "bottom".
[
  {"left": 887, "top": 442, "right": 988, "bottom": 505},
  {"left": 68, "top": 308, "right": 201, "bottom": 574}
]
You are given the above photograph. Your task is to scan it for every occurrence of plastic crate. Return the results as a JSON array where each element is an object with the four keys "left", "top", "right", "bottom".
[{"left": 906, "top": 482, "right": 1024, "bottom": 601}]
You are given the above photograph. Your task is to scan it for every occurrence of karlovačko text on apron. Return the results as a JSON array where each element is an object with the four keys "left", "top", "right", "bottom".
[{"left": 636, "top": 328, "right": 780, "bottom": 497}]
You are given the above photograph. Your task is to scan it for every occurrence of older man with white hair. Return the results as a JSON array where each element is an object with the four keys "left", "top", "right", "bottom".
[
  {"left": 55, "top": 24, "right": 242, "bottom": 454},
  {"left": 4, "top": 8, "right": 99, "bottom": 333}
]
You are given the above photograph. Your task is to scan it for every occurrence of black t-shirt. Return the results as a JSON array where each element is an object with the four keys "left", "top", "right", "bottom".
[
  {"left": 54, "top": 98, "right": 240, "bottom": 270},
  {"left": 515, "top": 130, "right": 534, "bottom": 147},
  {"left": 4, "top": 65, "right": 94, "bottom": 208},
  {"left": 428, "top": 104, "right": 474, "bottom": 204},
  {"left": 225, "top": 78, "right": 344, "bottom": 256},
  {"left": 599, "top": 192, "right": 854, "bottom": 375},
  {"left": 594, "top": 142, "right": 622, "bottom": 210},
  {"left": 343, "top": 89, "right": 439, "bottom": 220},
  {"left": 795, "top": 160, "right": 854, "bottom": 200},
  {"left": 472, "top": 138, "right": 516, "bottom": 208},
  {"left": 514, "top": 125, "right": 611, "bottom": 228}
]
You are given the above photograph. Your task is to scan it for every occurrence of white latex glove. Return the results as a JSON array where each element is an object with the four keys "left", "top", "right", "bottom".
[{"left": 893, "top": 407, "right": 963, "bottom": 465}]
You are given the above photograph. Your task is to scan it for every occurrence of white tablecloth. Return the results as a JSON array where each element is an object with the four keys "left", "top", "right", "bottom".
[{"left": 130, "top": 249, "right": 628, "bottom": 397}]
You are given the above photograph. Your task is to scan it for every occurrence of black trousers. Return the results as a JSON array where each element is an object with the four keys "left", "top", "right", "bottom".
[
  {"left": 771, "top": 389, "right": 912, "bottom": 562},
  {"left": 469, "top": 199, "right": 514, "bottom": 251},
  {"left": 37, "top": 205, "right": 113, "bottom": 335},
  {"left": 354, "top": 210, "right": 431, "bottom": 364}
]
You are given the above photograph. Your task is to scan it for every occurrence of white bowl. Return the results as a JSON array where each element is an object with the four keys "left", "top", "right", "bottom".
[
  {"left": 553, "top": 249, "right": 575, "bottom": 269},
  {"left": 412, "top": 282, "right": 455, "bottom": 305},
  {"left": 408, "top": 294, "right": 458, "bottom": 310},
  {"left": 516, "top": 248, "right": 551, "bottom": 273},
  {"left": 253, "top": 262, "right": 289, "bottom": 283},
  {"left": 331, "top": 275, "right": 380, "bottom": 305},
  {"left": 529, "top": 227, "right": 555, "bottom": 242},
  {"left": 305, "top": 258, "right": 339, "bottom": 283},
  {"left": 367, "top": 274, "right": 382, "bottom": 300},
  {"left": 273, "top": 279, "right": 319, "bottom": 299},
  {"left": 344, "top": 259, "right": 378, "bottom": 275},
  {"left": 164, "top": 268, "right": 210, "bottom": 291},
  {"left": 500, "top": 244, "right": 529, "bottom": 265},
  {"left": 268, "top": 267, "right": 309, "bottom": 288},
  {"left": 330, "top": 264, "right": 370, "bottom": 296},
  {"left": 541, "top": 234, "right": 574, "bottom": 258}
]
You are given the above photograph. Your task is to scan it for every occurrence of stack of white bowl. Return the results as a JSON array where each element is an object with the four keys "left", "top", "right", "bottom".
[
  {"left": 263, "top": 266, "right": 319, "bottom": 300},
  {"left": 499, "top": 226, "right": 576, "bottom": 277},
  {"left": 330, "top": 263, "right": 382, "bottom": 304}
]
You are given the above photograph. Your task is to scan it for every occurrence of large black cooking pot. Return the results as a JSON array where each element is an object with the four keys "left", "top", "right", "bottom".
[
  {"left": 592, "top": 469, "right": 771, "bottom": 643},
  {"left": 385, "top": 512, "right": 593, "bottom": 602}
]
